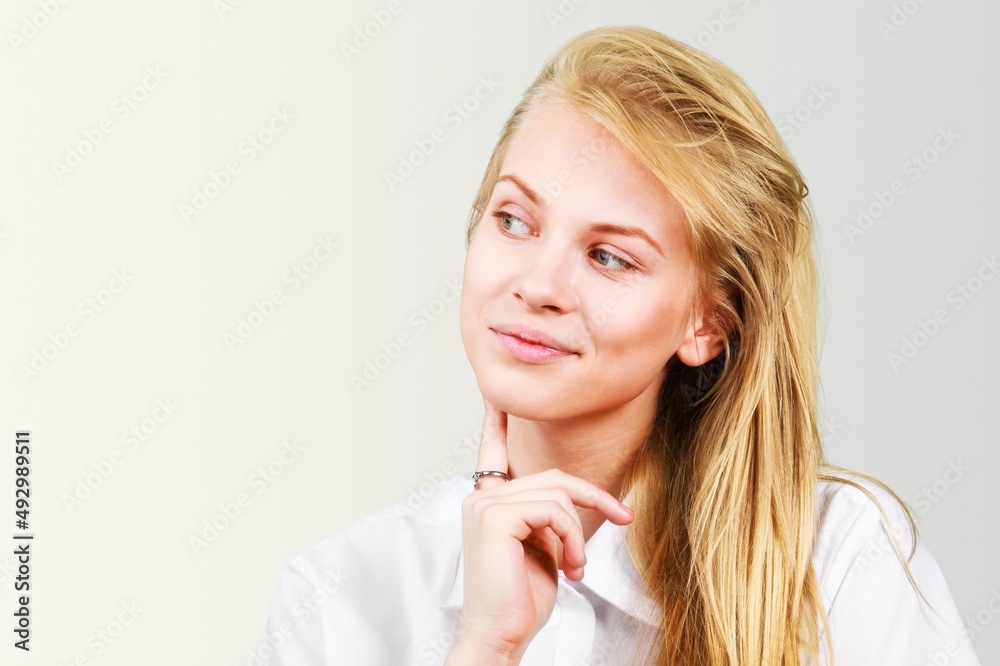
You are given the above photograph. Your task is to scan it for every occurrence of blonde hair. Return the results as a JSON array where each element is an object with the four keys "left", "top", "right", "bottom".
[{"left": 465, "top": 25, "right": 929, "bottom": 665}]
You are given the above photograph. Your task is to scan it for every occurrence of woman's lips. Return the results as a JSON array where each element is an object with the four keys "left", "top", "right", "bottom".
[{"left": 491, "top": 329, "right": 576, "bottom": 364}]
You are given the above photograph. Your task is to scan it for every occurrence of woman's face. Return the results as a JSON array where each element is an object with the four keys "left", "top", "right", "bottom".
[{"left": 460, "top": 100, "right": 721, "bottom": 422}]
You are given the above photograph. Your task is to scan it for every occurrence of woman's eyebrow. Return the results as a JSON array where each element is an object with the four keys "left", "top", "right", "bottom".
[
  {"left": 496, "top": 173, "right": 665, "bottom": 257},
  {"left": 588, "top": 222, "right": 664, "bottom": 257},
  {"left": 497, "top": 174, "right": 543, "bottom": 206}
]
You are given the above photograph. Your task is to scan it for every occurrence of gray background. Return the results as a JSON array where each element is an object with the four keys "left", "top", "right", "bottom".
[{"left": 0, "top": 0, "right": 997, "bottom": 663}]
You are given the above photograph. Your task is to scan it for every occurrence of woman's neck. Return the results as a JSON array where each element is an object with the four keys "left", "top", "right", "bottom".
[{"left": 504, "top": 390, "right": 657, "bottom": 541}]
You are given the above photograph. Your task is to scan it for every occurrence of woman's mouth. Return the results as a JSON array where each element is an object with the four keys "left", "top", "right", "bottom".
[{"left": 490, "top": 324, "right": 577, "bottom": 364}]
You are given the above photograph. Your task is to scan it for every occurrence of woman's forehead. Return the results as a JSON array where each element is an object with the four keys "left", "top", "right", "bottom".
[{"left": 498, "top": 103, "right": 687, "bottom": 245}]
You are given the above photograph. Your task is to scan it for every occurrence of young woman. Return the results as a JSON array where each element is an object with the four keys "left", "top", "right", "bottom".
[{"left": 259, "top": 26, "right": 980, "bottom": 665}]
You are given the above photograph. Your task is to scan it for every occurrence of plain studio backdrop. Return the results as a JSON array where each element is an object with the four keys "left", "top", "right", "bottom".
[{"left": 1, "top": 0, "right": 997, "bottom": 663}]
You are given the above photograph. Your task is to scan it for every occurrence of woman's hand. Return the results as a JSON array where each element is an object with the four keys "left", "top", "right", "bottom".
[{"left": 445, "top": 398, "right": 635, "bottom": 665}]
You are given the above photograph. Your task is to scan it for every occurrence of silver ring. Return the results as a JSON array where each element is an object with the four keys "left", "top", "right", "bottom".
[{"left": 473, "top": 470, "right": 510, "bottom": 489}]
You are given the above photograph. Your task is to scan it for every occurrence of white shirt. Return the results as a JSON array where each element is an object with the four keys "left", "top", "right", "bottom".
[{"left": 256, "top": 473, "right": 981, "bottom": 665}]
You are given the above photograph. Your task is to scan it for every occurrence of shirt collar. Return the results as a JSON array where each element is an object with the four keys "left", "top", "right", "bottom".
[{"left": 439, "top": 478, "right": 661, "bottom": 628}]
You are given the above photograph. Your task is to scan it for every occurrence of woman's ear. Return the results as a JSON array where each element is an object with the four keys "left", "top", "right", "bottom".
[
  {"left": 674, "top": 288, "right": 734, "bottom": 368},
  {"left": 675, "top": 320, "right": 726, "bottom": 368}
]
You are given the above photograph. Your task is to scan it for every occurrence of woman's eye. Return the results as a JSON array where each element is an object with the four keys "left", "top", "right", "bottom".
[
  {"left": 592, "top": 248, "right": 635, "bottom": 272},
  {"left": 490, "top": 208, "right": 635, "bottom": 273},
  {"left": 491, "top": 209, "right": 532, "bottom": 235}
]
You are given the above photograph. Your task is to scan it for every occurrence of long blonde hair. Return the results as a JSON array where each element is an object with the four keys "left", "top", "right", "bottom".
[{"left": 465, "top": 26, "right": 926, "bottom": 664}]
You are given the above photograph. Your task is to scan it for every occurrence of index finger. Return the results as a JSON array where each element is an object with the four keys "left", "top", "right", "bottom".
[{"left": 474, "top": 398, "right": 508, "bottom": 490}]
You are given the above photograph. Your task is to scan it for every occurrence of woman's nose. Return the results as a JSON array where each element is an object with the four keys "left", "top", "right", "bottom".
[{"left": 510, "top": 240, "right": 577, "bottom": 313}]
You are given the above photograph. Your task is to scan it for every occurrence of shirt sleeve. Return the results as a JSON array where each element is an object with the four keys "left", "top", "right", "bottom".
[
  {"left": 253, "top": 510, "right": 441, "bottom": 665},
  {"left": 255, "top": 556, "right": 330, "bottom": 665},
  {"left": 821, "top": 487, "right": 980, "bottom": 665}
]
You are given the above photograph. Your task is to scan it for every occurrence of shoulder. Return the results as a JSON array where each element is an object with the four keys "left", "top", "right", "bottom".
[
  {"left": 814, "top": 470, "right": 917, "bottom": 550},
  {"left": 809, "top": 471, "right": 980, "bottom": 665},
  {"left": 811, "top": 470, "right": 918, "bottom": 601}
]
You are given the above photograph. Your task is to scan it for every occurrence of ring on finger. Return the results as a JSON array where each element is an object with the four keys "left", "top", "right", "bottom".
[{"left": 472, "top": 470, "right": 510, "bottom": 490}]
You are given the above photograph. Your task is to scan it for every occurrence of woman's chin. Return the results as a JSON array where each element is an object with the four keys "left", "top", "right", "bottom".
[
  {"left": 477, "top": 375, "right": 552, "bottom": 421},
  {"left": 477, "top": 380, "right": 566, "bottom": 422}
]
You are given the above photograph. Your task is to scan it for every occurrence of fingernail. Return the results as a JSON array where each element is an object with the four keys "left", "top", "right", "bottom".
[{"left": 621, "top": 503, "right": 634, "bottom": 515}]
